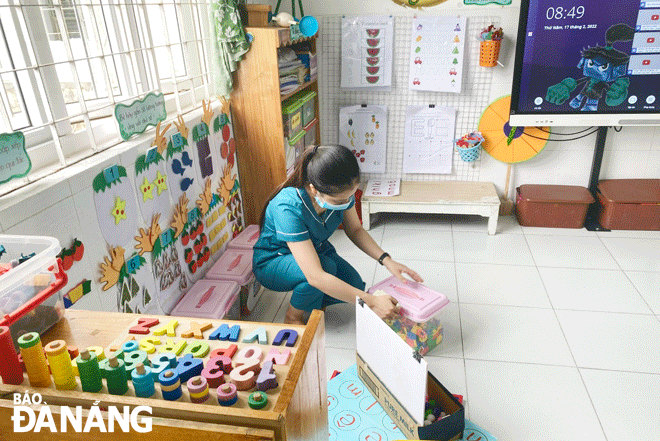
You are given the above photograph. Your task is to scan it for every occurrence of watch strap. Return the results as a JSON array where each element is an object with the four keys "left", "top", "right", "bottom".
[{"left": 377, "top": 252, "right": 390, "bottom": 265}]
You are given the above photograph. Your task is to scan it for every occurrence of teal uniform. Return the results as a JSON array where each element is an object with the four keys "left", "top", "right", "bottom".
[{"left": 253, "top": 187, "right": 365, "bottom": 312}]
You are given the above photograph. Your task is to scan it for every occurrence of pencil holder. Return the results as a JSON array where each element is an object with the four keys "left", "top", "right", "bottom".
[{"left": 479, "top": 40, "right": 501, "bottom": 67}]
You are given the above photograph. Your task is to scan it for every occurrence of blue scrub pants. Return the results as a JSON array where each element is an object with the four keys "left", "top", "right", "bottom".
[{"left": 253, "top": 251, "right": 365, "bottom": 312}]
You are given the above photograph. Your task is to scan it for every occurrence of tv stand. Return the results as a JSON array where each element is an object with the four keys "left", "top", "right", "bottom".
[{"left": 584, "top": 126, "right": 611, "bottom": 232}]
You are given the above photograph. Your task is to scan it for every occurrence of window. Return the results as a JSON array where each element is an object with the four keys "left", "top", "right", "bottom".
[{"left": 0, "top": 0, "right": 213, "bottom": 196}]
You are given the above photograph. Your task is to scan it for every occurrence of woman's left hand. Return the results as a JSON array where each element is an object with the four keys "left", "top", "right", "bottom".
[{"left": 383, "top": 258, "right": 424, "bottom": 283}]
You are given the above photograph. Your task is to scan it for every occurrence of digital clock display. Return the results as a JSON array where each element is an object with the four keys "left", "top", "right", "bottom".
[{"left": 545, "top": 5, "right": 585, "bottom": 20}]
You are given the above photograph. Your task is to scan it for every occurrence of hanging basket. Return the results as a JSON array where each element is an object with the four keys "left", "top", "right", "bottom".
[
  {"left": 479, "top": 40, "right": 501, "bottom": 67},
  {"left": 456, "top": 143, "right": 482, "bottom": 162}
]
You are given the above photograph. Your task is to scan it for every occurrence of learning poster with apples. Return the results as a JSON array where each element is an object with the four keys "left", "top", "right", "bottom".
[
  {"left": 338, "top": 105, "right": 387, "bottom": 173},
  {"left": 409, "top": 17, "right": 467, "bottom": 93}
]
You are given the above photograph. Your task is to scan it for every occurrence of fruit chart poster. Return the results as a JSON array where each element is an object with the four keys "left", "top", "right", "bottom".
[
  {"left": 338, "top": 105, "right": 387, "bottom": 173},
  {"left": 341, "top": 16, "right": 394, "bottom": 90}
]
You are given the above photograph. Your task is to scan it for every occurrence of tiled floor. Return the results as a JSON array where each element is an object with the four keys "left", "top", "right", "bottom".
[{"left": 245, "top": 213, "right": 660, "bottom": 441}]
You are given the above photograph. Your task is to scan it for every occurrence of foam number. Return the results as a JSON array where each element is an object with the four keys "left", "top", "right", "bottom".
[
  {"left": 145, "top": 146, "right": 159, "bottom": 164},
  {"left": 104, "top": 165, "right": 120, "bottom": 184},
  {"left": 229, "top": 345, "right": 263, "bottom": 391},
  {"left": 160, "top": 228, "right": 174, "bottom": 248},
  {"left": 150, "top": 352, "right": 177, "bottom": 382},
  {"left": 175, "top": 353, "right": 204, "bottom": 383},
  {"left": 125, "top": 254, "right": 142, "bottom": 274},
  {"left": 201, "top": 355, "right": 232, "bottom": 388},
  {"left": 171, "top": 133, "right": 184, "bottom": 149}
]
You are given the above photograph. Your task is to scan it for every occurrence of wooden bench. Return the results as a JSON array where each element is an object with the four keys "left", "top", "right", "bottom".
[{"left": 360, "top": 181, "right": 501, "bottom": 234}]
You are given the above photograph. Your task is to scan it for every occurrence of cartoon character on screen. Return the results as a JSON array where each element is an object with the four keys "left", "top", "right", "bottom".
[{"left": 546, "top": 24, "right": 635, "bottom": 111}]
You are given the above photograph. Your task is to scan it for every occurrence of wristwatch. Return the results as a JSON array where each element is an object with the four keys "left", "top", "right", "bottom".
[{"left": 377, "top": 252, "right": 390, "bottom": 265}]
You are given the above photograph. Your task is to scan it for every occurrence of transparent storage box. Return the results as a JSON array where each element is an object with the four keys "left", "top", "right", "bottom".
[
  {"left": 0, "top": 235, "right": 67, "bottom": 350},
  {"left": 205, "top": 249, "right": 263, "bottom": 317},
  {"left": 369, "top": 276, "right": 449, "bottom": 355},
  {"left": 170, "top": 279, "right": 240, "bottom": 321}
]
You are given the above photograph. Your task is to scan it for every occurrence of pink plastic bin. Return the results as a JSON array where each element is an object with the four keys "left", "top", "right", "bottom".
[
  {"left": 170, "top": 279, "right": 240, "bottom": 320},
  {"left": 205, "top": 249, "right": 262, "bottom": 317},
  {"left": 369, "top": 276, "right": 449, "bottom": 355},
  {"left": 227, "top": 225, "right": 260, "bottom": 251}
]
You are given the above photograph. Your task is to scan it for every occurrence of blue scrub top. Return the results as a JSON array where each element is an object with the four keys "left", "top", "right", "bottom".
[{"left": 253, "top": 187, "right": 355, "bottom": 269}]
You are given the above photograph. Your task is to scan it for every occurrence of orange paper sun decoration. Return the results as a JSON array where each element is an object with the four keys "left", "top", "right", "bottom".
[{"left": 478, "top": 95, "right": 550, "bottom": 164}]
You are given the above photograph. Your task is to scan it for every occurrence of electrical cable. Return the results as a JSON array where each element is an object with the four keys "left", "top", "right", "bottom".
[
  {"left": 538, "top": 127, "right": 594, "bottom": 135},
  {"left": 521, "top": 127, "right": 600, "bottom": 142}
]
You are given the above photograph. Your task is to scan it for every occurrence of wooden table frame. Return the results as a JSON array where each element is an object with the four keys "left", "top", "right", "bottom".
[{"left": 361, "top": 181, "right": 501, "bottom": 235}]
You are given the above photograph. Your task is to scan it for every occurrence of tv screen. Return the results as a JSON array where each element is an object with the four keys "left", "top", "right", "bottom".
[{"left": 510, "top": 0, "right": 660, "bottom": 127}]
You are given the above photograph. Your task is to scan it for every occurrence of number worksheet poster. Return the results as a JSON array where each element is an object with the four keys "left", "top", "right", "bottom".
[
  {"left": 409, "top": 17, "right": 467, "bottom": 93},
  {"left": 341, "top": 16, "right": 394, "bottom": 89},
  {"left": 403, "top": 106, "right": 456, "bottom": 174},
  {"left": 339, "top": 105, "right": 387, "bottom": 173}
]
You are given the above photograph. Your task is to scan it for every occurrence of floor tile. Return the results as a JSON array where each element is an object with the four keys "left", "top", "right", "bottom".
[
  {"left": 580, "top": 368, "right": 660, "bottom": 441},
  {"left": 525, "top": 235, "right": 619, "bottom": 269},
  {"left": 428, "top": 302, "right": 463, "bottom": 359},
  {"left": 538, "top": 267, "right": 653, "bottom": 314},
  {"left": 383, "top": 213, "right": 452, "bottom": 231},
  {"left": 456, "top": 263, "right": 551, "bottom": 308},
  {"left": 452, "top": 214, "right": 523, "bottom": 234},
  {"left": 341, "top": 256, "right": 378, "bottom": 289},
  {"left": 325, "top": 347, "right": 357, "bottom": 381},
  {"left": 381, "top": 229, "right": 453, "bottom": 261},
  {"left": 272, "top": 292, "right": 292, "bottom": 323},
  {"left": 373, "top": 260, "right": 457, "bottom": 302},
  {"left": 556, "top": 309, "right": 660, "bottom": 374},
  {"left": 328, "top": 229, "right": 364, "bottom": 257},
  {"left": 460, "top": 303, "right": 574, "bottom": 365},
  {"left": 324, "top": 302, "right": 356, "bottom": 350},
  {"left": 453, "top": 232, "right": 534, "bottom": 265},
  {"left": 597, "top": 229, "right": 660, "bottom": 239},
  {"left": 465, "top": 359, "right": 605, "bottom": 441},
  {"left": 625, "top": 271, "right": 660, "bottom": 314},
  {"left": 244, "top": 288, "right": 287, "bottom": 323},
  {"left": 600, "top": 237, "right": 660, "bottom": 271},
  {"left": 521, "top": 225, "right": 597, "bottom": 236}
]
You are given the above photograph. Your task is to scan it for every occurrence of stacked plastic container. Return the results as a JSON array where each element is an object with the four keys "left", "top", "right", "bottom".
[
  {"left": 170, "top": 279, "right": 240, "bottom": 321},
  {"left": 282, "top": 91, "right": 318, "bottom": 173},
  {"left": 0, "top": 235, "right": 68, "bottom": 350},
  {"left": 368, "top": 276, "right": 449, "bottom": 355}
]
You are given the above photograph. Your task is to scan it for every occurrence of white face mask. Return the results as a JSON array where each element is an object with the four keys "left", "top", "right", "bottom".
[{"left": 314, "top": 194, "right": 354, "bottom": 211}]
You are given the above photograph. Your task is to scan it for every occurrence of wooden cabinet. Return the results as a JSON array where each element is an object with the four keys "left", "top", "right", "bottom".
[
  {"left": 231, "top": 26, "right": 319, "bottom": 225},
  {"left": 0, "top": 310, "right": 327, "bottom": 441}
]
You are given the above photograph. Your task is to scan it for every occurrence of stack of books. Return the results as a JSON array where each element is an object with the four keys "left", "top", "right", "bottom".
[{"left": 278, "top": 48, "right": 307, "bottom": 95}]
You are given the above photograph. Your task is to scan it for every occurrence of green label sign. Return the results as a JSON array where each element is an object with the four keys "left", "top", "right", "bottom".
[
  {"left": 0, "top": 131, "right": 31, "bottom": 185},
  {"left": 115, "top": 92, "right": 167, "bottom": 141}
]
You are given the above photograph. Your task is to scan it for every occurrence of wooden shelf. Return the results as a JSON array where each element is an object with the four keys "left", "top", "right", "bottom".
[{"left": 281, "top": 78, "right": 317, "bottom": 101}]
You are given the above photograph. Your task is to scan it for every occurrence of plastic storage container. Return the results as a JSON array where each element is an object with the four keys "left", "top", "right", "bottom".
[
  {"left": 228, "top": 224, "right": 260, "bottom": 251},
  {"left": 596, "top": 179, "right": 660, "bottom": 230},
  {"left": 206, "top": 249, "right": 263, "bottom": 317},
  {"left": 516, "top": 184, "right": 594, "bottom": 228},
  {"left": 292, "top": 90, "right": 317, "bottom": 127},
  {"left": 170, "top": 279, "right": 240, "bottom": 320},
  {"left": 282, "top": 96, "right": 304, "bottom": 138},
  {"left": 368, "top": 276, "right": 448, "bottom": 355},
  {"left": 304, "top": 118, "right": 318, "bottom": 149},
  {"left": 288, "top": 130, "right": 306, "bottom": 165},
  {"left": 0, "top": 235, "right": 67, "bottom": 350}
]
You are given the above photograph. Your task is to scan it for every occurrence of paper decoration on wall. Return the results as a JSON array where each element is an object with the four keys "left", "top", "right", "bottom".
[
  {"left": 478, "top": 95, "right": 549, "bottom": 163},
  {"left": 181, "top": 215, "right": 210, "bottom": 276},
  {"left": 341, "top": 16, "right": 394, "bottom": 89},
  {"left": 134, "top": 214, "right": 163, "bottom": 256},
  {"left": 390, "top": 0, "right": 449, "bottom": 7},
  {"left": 409, "top": 17, "right": 467, "bottom": 93},
  {"left": 192, "top": 100, "right": 215, "bottom": 179},
  {"left": 0, "top": 131, "right": 31, "bottom": 185},
  {"left": 98, "top": 245, "right": 156, "bottom": 313},
  {"left": 93, "top": 165, "right": 140, "bottom": 248},
  {"left": 197, "top": 178, "right": 214, "bottom": 216},
  {"left": 339, "top": 105, "right": 387, "bottom": 173},
  {"left": 213, "top": 113, "right": 236, "bottom": 170},
  {"left": 115, "top": 92, "right": 167, "bottom": 141},
  {"left": 464, "top": 0, "right": 510, "bottom": 5},
  {"left": 150, "top": 226, "right": 188, "bottom": 314},
  {"left": 135, "top": 145, "right": 171, "bottom": 229},
  {"left": 166, "top": 119, "right": 202, "bottom": 209},
  {"left": 63, "top": 279, "right": 92, "bottom": 308},
  {"left": 100, "top": 246, "right": 125, "bottom": 291},
  {"left": 217, "top": 163, "right": 239, "bottom": 208},
  {"left": 171, "top": 193, "right": 190, "bottom": 239},
  {"left": 403, "top": 106, "right": 456, "bottom": 174},
  {"left": 57, "top": 238, "right": 84, "bottom": 271}
]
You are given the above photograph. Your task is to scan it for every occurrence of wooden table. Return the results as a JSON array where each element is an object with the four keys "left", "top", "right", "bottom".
[
  {"left": 361, "top": 181, "right": 501, "bottom": 234},
  {"left": 0, "top": 310, "right": 327, "bottom": 441}
]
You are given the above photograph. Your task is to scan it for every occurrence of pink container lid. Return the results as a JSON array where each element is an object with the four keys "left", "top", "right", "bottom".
[
  {"left": 228, "top": 225, "right": 260, "bottom": 250},
  {"left": 206, "top": 249, "right": 254, "bottom": 285},
  {"left": 170, "top": 280, "right": 239, "bottom": 319},
  {"left": 368, "top": 276, "right": 449, "bottom": 322}
]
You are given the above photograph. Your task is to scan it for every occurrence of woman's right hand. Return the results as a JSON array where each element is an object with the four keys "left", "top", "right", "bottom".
[{"left": 366, "top": 293, "right": 399, "bottom": 320}]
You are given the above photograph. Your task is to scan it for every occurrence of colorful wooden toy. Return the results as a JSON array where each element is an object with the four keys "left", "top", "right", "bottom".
[
  {"left": 217, "top": 383, "right": 238, "bottom": 406},
  {"left": 187, "top": 376, "right": 209, "bottom": 403},
  {"left": 123, "top": 349, "right": 149, "bottom": 376},
  {"left": 159, "top": 369, "right": 182, "bottom": 401},
  {"left": 104, "top": 356, "right": 129, "bottom": 395},
  {"left": 67, "top": 345, "right": 79, "bottom": 359},
  {"left": 209, "top": 344, "right": 237, "bottom": 359},
  {"left": 150, "top": 352, "right": 177, "bottom": 382},
  {"left": 176, "top": 353, "right": 204, "bottom": 383},
  {"left": 265, "top": 347, "right": 291, "bottom": 365},
  {"left": 248, "top": 391, "right": 268, "bottom": 409},
  {"left": 45, "top": 340, "right": 77, "bottom": 390},
  {"left": 181, "top": 321, "right": 213, "bottom": 339},
  {"left": 0, "top": 326, "right": 23, "bottom": 385},
  {"left": 242, "top": 326, "right": 267, "bottom": 345},
  {"left": 229, "top": 358, "right": 260, "bottom": 390},
  {"left": 201, "top": 355, "right": 231, "bottom": 388},
  {"left": 209, "top": 324, "right": 240, "bottom": 342},
  {"left": 71, "top": 345, "right": 105, "bottom": 376},
  {"left": 153, "top": 319, "right": 179, "bottom": 337},
  {"left": 139, "top": 336, "right": 161, "bottom": 354},
  {"left": 18, "top": 332, "right": 51, "bottom": 387},
  {"left": 129, "top": 317, "right": 160, "bottom": 334},
  {"left": 76, "top": 349, "right": 103, "bottom": 393},
  {"left": 121, "top": 340, "right": 140, "bottom": 353},
  {"left": 181, "top": 341, "right": 210, "bottom": 358},
  {"left": 256, "top": 361, "right": 277, "bottom": 392},
  {"left": 273, "top": 329, "right": 298, "bottom": 347},
  {"left": 132, "top": 363, "right": 155, "bottom": 398}
]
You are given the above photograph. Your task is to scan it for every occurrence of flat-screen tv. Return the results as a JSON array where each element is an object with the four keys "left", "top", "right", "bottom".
[{"left": 510, "top": 0, "right": 660, "bottom": 127}]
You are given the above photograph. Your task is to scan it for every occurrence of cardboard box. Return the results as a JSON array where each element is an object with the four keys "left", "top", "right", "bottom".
[{"left": 356, "top": 300, "right": 465, "bottom": 440}]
